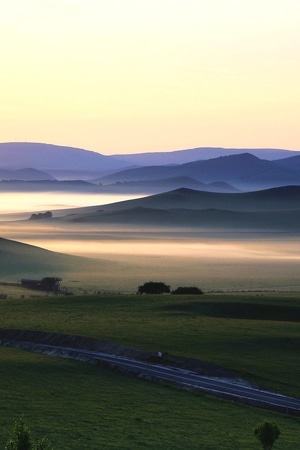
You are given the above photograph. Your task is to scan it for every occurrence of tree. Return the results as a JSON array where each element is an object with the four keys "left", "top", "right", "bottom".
[
  {"left": 171, "top": 286, "right": 203, "bottom": 295},
  {"left": 5, "top": 416, "right": 31, "bottom": 450},
  {"left": 29, "top": 211, "right": 52, "bottom": 220},
  {"left": 137, "top": 281, "right": 170, "bottom": 294},
  {"left": 5, "top": 417, "right": 53, "bottom": 450},
  {"left": 254, "top": 421, "right": 280, "bottom": 450}
]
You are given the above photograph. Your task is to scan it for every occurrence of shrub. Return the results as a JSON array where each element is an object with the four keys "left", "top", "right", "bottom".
[
  {"left": 5, "top": 417, "right": 53, "bottom": 450},
  {"left": 172, "top": 286, "right": 203, "bottom": 295},
  {"left": 254, "top": 421, "right": 280, "bottom": 450},
  {"left": 137, "top": 282, "right": 171, "bottom": 294}
]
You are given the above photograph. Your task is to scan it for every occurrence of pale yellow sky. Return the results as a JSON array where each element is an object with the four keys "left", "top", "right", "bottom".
[{"left": 0, "top": 0, "right": 299, "bottom": 154}]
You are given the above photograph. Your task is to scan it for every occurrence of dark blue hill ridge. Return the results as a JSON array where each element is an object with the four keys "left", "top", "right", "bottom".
[
  {"left": 98, "top": 153, "right": 300, "bottom": 190},
  {"left": 95, "top": 185, "right": 300, "bottom": 213}
]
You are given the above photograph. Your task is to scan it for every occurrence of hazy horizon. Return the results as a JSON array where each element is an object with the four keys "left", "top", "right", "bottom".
[
  {"left": 0, "top": 192, "right": 144, "bottom": 220},
  {"left": 1, "top": 141, "right": 300, "bottom": 157}
]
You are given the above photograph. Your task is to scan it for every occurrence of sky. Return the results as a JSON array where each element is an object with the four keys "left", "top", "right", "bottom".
[{"left": 0, "top": 0, "right": 299, "bottom": 155}]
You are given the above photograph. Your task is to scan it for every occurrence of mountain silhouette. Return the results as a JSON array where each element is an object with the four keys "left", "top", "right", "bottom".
[
  {"left": 0, "top": 142, "right": 128, "bottom": 171},
  {"left": 97, "top": 153, "right": 300, "bottom": 190}
]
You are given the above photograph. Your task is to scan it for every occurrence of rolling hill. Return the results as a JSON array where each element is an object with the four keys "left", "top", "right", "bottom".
[
  {"left": 275, "top": 154, "right": 300, "bottom": 172},
  {"left": 0, "top": 237, "right": 86, "bottom": 279},
  {"left": 54, "top": 186, "right": 300, "bottom": 231},
  {"left": 91, "top": 177, "right": 238, "bottom": 194},
  {"left": 0, "top": 168, "right": 55, "bottom": 181},
  {"left": 0, "top": 236, "right": 123, "bottom": 288},
  {"left": 0, "top": 179, "right": 104, "bottom": 192},
  {"left": 59, "top": 205, "right": 300, "bottom": 230}
]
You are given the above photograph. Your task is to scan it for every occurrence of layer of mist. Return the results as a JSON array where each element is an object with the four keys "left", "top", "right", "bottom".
[{"left": 1, "top": 189, "right": 300, "bottom": 292}]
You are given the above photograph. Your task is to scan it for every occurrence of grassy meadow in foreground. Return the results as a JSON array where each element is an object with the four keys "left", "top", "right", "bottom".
[
  {"left": 0, "top": 347, "right": 299, "bottom": 450},
  {"left": 0, "top": 292, "right": 299, "bottom": 397}
]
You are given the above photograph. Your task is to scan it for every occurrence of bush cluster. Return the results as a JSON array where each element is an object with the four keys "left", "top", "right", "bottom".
[{"left": 137, "top": 282, "right": 203, "bottom": 295}]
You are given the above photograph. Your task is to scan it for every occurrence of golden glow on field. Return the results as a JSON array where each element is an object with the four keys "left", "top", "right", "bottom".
[
  {"left": 1, "top": 188, "right": 300, "bottom": 292},
  {"left": 0, "top": 0, "right": 299, "bottom": 153},
  {"left": 2, "top": 221, "right": 300, "bottom": 291},
  {"left": 0, "top": 192, "right": 141, "bottom": 217},
  {"left": 6, "top": 234, "right": 300, "bottom": 262}
]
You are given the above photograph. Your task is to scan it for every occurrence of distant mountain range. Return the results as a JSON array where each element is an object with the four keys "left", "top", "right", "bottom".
[
  {"left": 96, "top": 153, "right": 300, "bottom": 191},
  {"left": 113, "top": 146, "right": 300, "bottom": 165},
  {"left": 0, "top": 142, "right": 127, "bottom": 172},
  {"left": 1, "top": 142, "right": 300, "bottom": 192}
]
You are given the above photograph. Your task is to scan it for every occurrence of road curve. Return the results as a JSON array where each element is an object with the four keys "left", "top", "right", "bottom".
[{"left": 1, "top": 339, "right": 299, "bottom": 416}]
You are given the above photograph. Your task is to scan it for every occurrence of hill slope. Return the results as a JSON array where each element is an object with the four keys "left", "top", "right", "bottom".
[
  {"left": 59, "top": 205, "right": 300, "bottom": 230},
  {"left": 0, "top": 142, "right": 128, "bottom": 171},
  {"left": 0, "top": 179, "right": 105, "bottom": 192},
  {"left": 0, "top": 168, "right": 55, "bottom": 181},
  {"left": 54, "top": 186, "right": 300, "bottom": 231},
  {"left": 96, "top": 185, "right": 300, "bottom": 212},
  {"left": 0, "top": 237, "right": 119, "bottom": 284},
  {"left": 0, "top": 237, "right": 80, "bottom": 279}
]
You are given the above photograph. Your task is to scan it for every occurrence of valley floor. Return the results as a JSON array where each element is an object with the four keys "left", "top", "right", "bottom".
[{"left": 1, "top": 217, "right": 300, "bottom": 294}]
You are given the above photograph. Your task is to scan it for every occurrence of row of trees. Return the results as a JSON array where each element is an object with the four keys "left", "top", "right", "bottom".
[{"left": 137, "top": 281, "right": 203, "bottom": 295}]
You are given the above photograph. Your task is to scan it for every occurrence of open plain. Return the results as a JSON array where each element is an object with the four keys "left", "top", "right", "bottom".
[
  {"left": 0, "top": 188, "right": 300, "bottom": 448},
  {"left": 0, "top": 292, "right": 299, "bottom": 449}
]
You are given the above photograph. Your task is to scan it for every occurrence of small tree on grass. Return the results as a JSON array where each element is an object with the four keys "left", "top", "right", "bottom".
[
  {"left": 137, "top": 281, "right": 170, "bottom": 294},
  {"left": 5, "top": 417, "right": 53, "bottom": 450},
  {"left": 171, "top": 286, "right": 203, "bottom": 295},
  {"left": 254, "top": 421, "right": 280, "bottom": 450},
  {"left": 5, "top": 416, "right": 31, "bottom": 450},
  {"left": 34, "top": 437, "right": 53, "bottom": 450}
]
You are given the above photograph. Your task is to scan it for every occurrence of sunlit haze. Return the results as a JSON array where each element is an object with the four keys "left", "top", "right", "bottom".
[{"left": 1, "top": 0, "right": 299, "bottom": 154}]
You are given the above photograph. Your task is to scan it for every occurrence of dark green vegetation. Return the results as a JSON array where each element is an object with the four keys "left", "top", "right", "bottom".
[
  {"left": 0, "top": 293, "right": 299, "bottom": 396},
  {"left": 137, "top": 281, "right": 171, "bottom": 294},
  {"left": 254, "top": 421, "right": 281, "bottom": 450},
  {"left": 172, "top": 286, "right": 203, "bottom": 295},
  {"left": 0, "top": 293, "right": 299, "bottom": 448},
  {"left": 5, "top": 416, "right": 53, "bottom": 450},
  {"left": 0, "top": 347, "right": 299, "bottom": 449}
]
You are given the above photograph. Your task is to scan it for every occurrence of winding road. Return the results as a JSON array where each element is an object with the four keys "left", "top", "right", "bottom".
[{"left": 2, "top": 338, "right": 299, "bottom": 416}]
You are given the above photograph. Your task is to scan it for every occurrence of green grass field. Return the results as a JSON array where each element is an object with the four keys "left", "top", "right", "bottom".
[
  {"left": 0, "top": 292, "right": 299, "bottom": 395},
  {"left": 1, "top": 347, "right": 299, "bottom": 450},
  {"left": 0, "top": 292, "right": 299, "bottom": 448}
]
